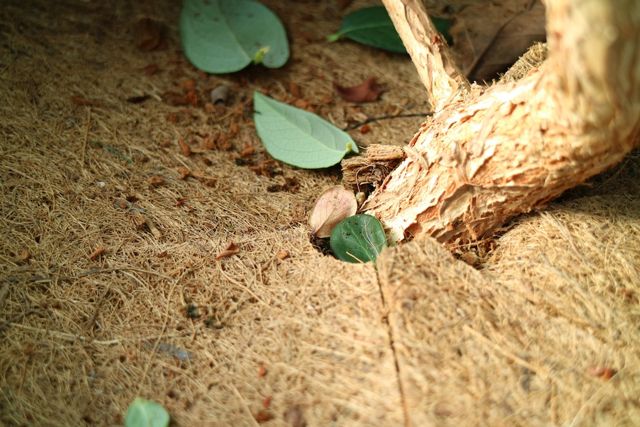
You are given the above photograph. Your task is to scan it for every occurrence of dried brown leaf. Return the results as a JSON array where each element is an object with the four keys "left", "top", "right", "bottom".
[
  {"left": 309, "top": 186, "right": 357, "bottom": 238},
  {"left": 335, "top": 77, "right": 384, "bottom": 103}
]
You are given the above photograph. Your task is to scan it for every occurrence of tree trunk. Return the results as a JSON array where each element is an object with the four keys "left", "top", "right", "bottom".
[{"left": 365, "top": 0, "right": 640, "bottom": 246}]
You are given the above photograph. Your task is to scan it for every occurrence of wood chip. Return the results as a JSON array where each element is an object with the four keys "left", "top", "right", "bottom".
[{"left": 276, "top": 249, "right": 290, "bottom": 260}]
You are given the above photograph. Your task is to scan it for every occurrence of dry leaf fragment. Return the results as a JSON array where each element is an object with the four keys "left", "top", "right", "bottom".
[
  {"left": 215, "top": 242, "right": 240, "bottom": 260},
  {"left": 70, "top": 95, "right": 101, "bottom": 107},
  {"left": 335, "top": 77, "right": 384, "bottom": 103},
  {"left": 142, "top": 63, "right": 160, "bottom": 76},
  {"left": 258, "top": 364, "right": 267, "bottom": 377},
  {"left": 293, "top": 98, "right": 310, "bottom": 110},
  {"left": 15, "top": 249, "right": 31, "bottom": 264},
  {"left": 336, "top": 0, "right": 354, "bottom": 10},
  {"left": 309, "top": 186, "right": 358, "bottom": 238},
  {"left": 276, "top": 249, "right": 290, "bottom": 260},
  {"left": 288, "top": 81, "right": 301, "bottom": 98},
  {"left": 176, "top": 167, "right": 191, "bottom": 179},
  {"left": 228, "top": 121, "right": 240, "bottom": 138},
  {"left": 89, "top": 246, "right": 106, "bottom": 261},
  {"left": 587, "top": 366, "right": 617, "bottom": 380},
  {"left": 148, "top": 175, "right": 165, "bottom": 188},
  {"left": 240, "top": 145, "right": 255, "bottom": 158},
  {"left": 163, "top": 91, "right": 190, "bottom": 106},
  {"left": 262, "top": 396, "right": 272, "bottom": 409},
  {"left": 180, "top": 78, "right": 196, "bottom": 91},
  {"left": 253, "top": 410, "right": 274, "bottom": 424},
  {"left": 178, "top": 138, "right": 191, "bottom": 157}
]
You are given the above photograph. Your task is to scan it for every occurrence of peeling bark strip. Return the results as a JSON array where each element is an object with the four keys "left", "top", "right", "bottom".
[
  {"left": 381, "top": 0, "right": 467, "bottom": 111},
  {"left": 367, "top": 0, "right": 640, "bottom": 245}
]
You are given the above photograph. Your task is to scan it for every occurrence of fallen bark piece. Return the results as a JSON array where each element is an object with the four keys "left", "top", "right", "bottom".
[{"left": 341, "top": 144, "right": 405, "bottom": 190}]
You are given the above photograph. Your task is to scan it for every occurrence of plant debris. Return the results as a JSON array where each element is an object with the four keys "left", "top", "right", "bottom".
[
  {"left": 215, "top": 242, "right": 240, "bottom": 260},
  {"left": 253, "top": 410, "right": 274, "bottom": 424},
  {"left": 88, "top": 246, "right": 106, "bottom": 261},
  {"left": 309, "top": 186, "right": 358, "bottom": 238},
  {"left": 335, "top": 77, "right": 384, "bottom": 102}
]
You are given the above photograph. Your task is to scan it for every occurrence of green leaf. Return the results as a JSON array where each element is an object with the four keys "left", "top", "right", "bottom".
[
  {"left": 330, "top": 214, "right": 387, "bottom": 263},
  {"left": 180, "top": 0, "right": 289, "bottom": 73},
  {"left": 328, "top": 6, "right": 453, "bottom": 53},
  {"left": 125, "top": 398, "right": 169, "bottom": 427},
  {"left": 253, "top": 91, "right": 359, "bottom": 169}
]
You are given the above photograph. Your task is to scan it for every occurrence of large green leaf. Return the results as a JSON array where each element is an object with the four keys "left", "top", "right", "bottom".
[
  {"left": 125, "top": 398, "right": 170, "bottom": 427},
  {"left": 180, "top": 0, "right": 289, "bottom": 73},
  {"left": 328, "top": 6, "right": 453, "bottom": 53},
  {"left": 253, "top": 92, "right": 359, "bottom": 169},
  {"left": 330, "top": 214, "right": 387, "bottom": 263}
]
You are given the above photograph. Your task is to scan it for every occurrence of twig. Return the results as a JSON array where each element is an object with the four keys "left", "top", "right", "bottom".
[{"left": 343, "top": 112, "right": 431, "bottom": 131}]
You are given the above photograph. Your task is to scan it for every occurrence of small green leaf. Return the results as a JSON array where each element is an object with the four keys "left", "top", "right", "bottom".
[
  {"left": 125, "top": 398, "right": 170, "bottom": 427},
  {"left": 180, "top": 0, "right": 289, "bottom": 73},
  {"left": 328, "top": 6, "right": 453, "bottom": 53},
  {"left": 253, "top": 92, "right": 359, "bottom": 169},
  {"left": 330, "top": 214, "right": 387, "bottom": 263}
]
